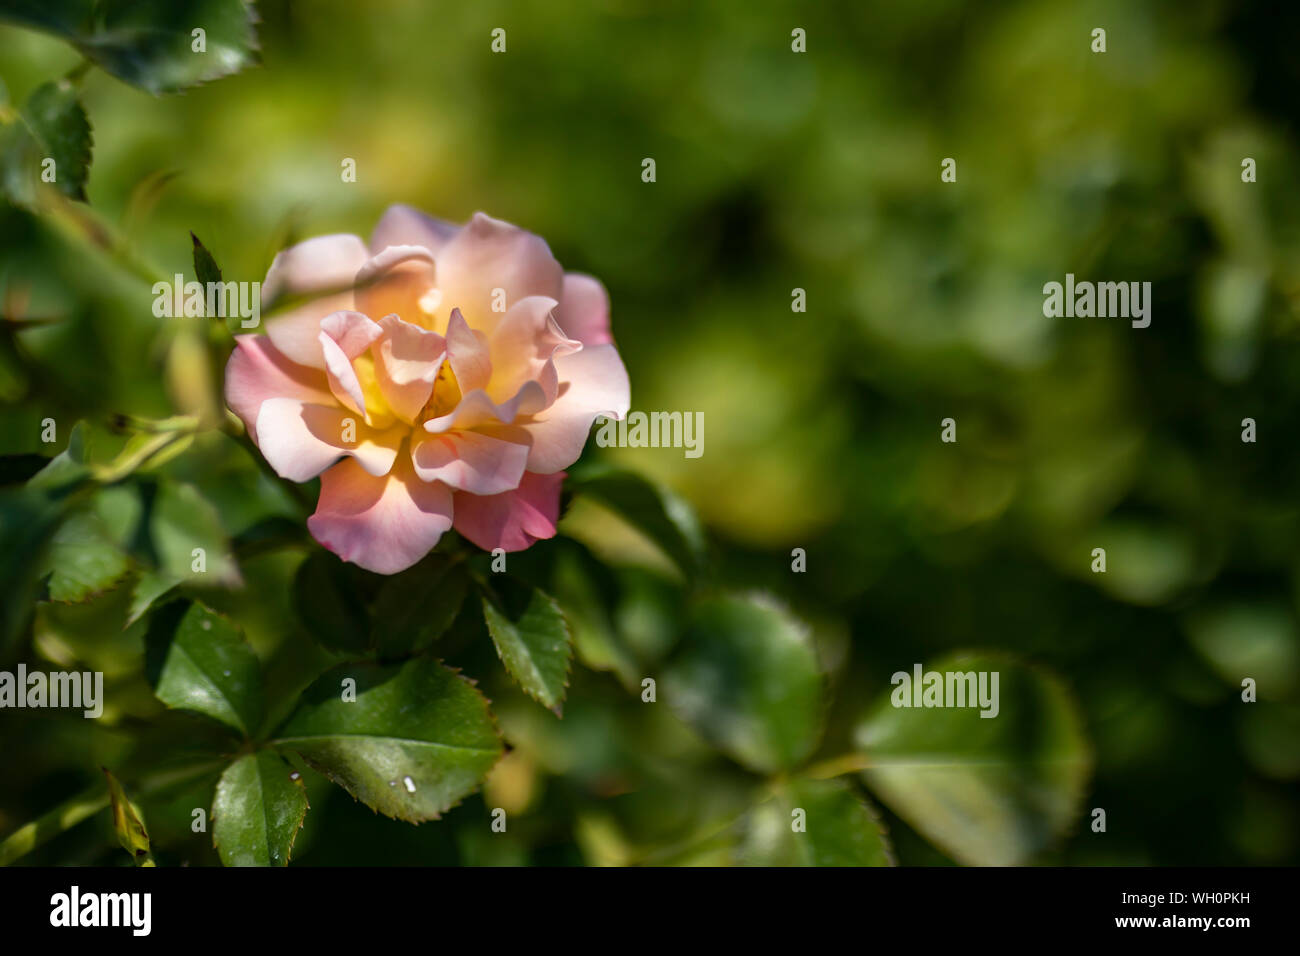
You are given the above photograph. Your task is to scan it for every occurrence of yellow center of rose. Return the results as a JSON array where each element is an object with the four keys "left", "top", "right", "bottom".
[
  {"left": 423, "top": 359, "right": 462, "bottom": 420},
  {"left": 350, "top": 352, "right": 400, "bottom": 431}
]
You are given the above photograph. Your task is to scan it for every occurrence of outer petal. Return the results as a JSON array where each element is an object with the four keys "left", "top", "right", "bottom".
[
  {"left": 256, "top": 398, "right": 403, "bottom": 481},
  {"left": 519, "top": 344, "right": 631, "bottom": 473},
  {"left": 556, "top": 273, "right": 614, "bottom": 346},
  {"left": 433, "top": 212, "right": 564, "bottom": 333},
  {"left": 411, "top": 429, "right": 530, "bottom": 495},
  {"left": 224, "top": 335, "right": 333, "bottom": 442},
  {"left": 370, "top": 204, "right": 459, "bottom": 255},
  {"left": 353, "top": 245, "right": 439, "bottom": 329},
  {"left": 452, "top": 470, "right": 564, "bottom": 553},
  {"left": 308, "top": 455, "right": 454, "bottom": 574},
  {"left": 262, "top": 235, "right": 369, "bottom": 368}
]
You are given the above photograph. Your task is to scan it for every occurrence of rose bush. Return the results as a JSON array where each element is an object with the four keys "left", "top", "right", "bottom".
[{"left": 225, "top": 206, "right": 630, "bottom": 573}]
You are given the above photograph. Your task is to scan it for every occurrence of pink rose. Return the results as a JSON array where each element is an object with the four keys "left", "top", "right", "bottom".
[{"left": 225, "top": 206, "right": 630, "bottom": 573}]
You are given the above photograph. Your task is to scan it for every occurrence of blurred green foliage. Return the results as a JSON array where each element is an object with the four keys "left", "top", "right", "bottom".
[{"left": 2, "top": 0, "right": 1300, "bottom": 865}]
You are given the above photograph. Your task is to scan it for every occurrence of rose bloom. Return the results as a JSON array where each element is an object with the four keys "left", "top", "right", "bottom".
[{"left": 225, "top": 205, "right": 630, "bottom": 573}]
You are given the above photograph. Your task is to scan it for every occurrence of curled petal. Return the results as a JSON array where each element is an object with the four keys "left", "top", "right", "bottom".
[
  {"left": 319, "top": 311, "right": 385, "bottom": 418},
  {"left": 375, "top": 314, "right": 445, "bottom": 423},
  {"left": 444, "top": 308, "right": 492, "bottom": 394},
  {"left": 262, "top": 234, "right": 369, "bottom": 368},
  {"left": 354, "top": 245, "right": 438, "bottom": 329},
  {"left": 520, "top": 344, "right": 631, "bottom": 473},
  {"left": 486, "top": 295, "right": 579, "bottom": 405},
  {"left": 423, "top": 381, "right": 549, "bottom": 433},
  {"left": 370, "top": 204, "right": 459, "bottom": 256},
  {"left": 224, "top": 335, "right": 333, "bottom": 442},
  {"left": 256, "top": 398, "right": 403, "bottom": 481},
  {"left": 452, "top": 470, "right": 564, "bottom": 553},
  {"left": 308, "top": 455, "right": 454, "bottom": 574},
  {"left": 411, "top": 429, "right": 530, "bottom": 494},
  {"left": 434, "top": 212, "right": 564, "bottom": 332},
  {"left": 556, "top": 273, "right": 614, "bottom": 346}
]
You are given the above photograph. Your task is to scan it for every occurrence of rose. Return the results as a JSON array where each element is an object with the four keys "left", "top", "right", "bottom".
[{"left": 225, "top": 205, "right": 630, "bottom": 573}]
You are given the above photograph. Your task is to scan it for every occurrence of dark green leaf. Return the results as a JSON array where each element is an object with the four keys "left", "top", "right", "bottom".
[
  {"left": 146, "top": 601, "right": 262, "bottom": 735},
  {"left": 150, "top": 479, "right": 240, "bottom": 586},
  {"left": 739, "top": 778, "right": 894, "bottom": 866},
  {"left": 0, "top": 485, "right": 65, "bottom": 653},
  {"left": 480, "top": 578, "right": 573, "bottom": 714},
  {"left": 274, "top": 657, "right": 502, "bottom": 823},
  {"left": 292, "top": 549, "right": 372, "bottom": 655},
  {"left": 372, "top": 553, "right": 468, "bottom": 660},
  {"left": 20, "top": 81, "right": 92, "bottom": 200},
  {"left": 44, "top": 508, "right": 130, "bottom": 602},
  {"left": 190, "top": 231, "right": 222, "bottom": 286},
  {"left": 567, "top": 464, "right": 706, "bottom": 575},
  {"left": 213, "top": 750, "right": 309, "bottom": 866},
  {"left": 855, "top": 653, "right": 1092, "bottom": 866},
  {"left": 663, "top": 594, "right": 823, "bottom": 774},
  {"left": 0, "top": 0, "right": 260, "bottom": 95}
]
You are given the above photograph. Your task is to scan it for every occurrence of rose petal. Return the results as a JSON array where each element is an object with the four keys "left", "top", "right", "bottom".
[
  {"left": 556, "top": 273, "right": 614, "bottom": 346},
  {"left": 452, "top": 470, "right": 564, "bottom": 552},
  {"left": 434, "top": 212, "right": 564, "bottom": 333},
  {"left": 370, "top": 204, "right": 460, "bottom": 255},
  {"left": 317, "top": 311, "right": 385, "bottom": 418},
  {"left": 519, "top": 344, "right": 631, "bottom": 473},
  {"left": 354, "top": 245, "right": 439, "bottom": 329},
  {"left": 308, "top": 455, "right": 454, "bottom": 574},
  {"left": 224, "top": 335, "right": 333, "bottom": 443},
  {"left": 262, "top": 235, "right": 369, "bottom": 368},
  {"left": 411, "top": 429, "right": 530, "bottom": 495},
  {"left": 444, "top": 307, "right": 492, "bottom": 393},
  {"left": 374, "top": 314, "right": 445, "bottom": 423},
  {"left": 486, "top": 295, "right": 579, "bottom": 405},
  {"left": 256, "top": 397, "right": 403, "bottom": 481},
  {"left": 423, "top": 381, "right": 549, "bottom": 433}
]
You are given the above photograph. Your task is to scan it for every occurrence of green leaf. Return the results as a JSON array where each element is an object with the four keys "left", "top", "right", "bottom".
[
  {"left": 190, "top": 231, "right": 223, "bottom": 286},
  {"left": 855, "top": 653, "right": 1092, "bottom": 866},
  {"left": 150, "top": 479, "right": 240, "bottom": 587},
  {"left": 480, "top": 578, "right": 573, "bottom": 714},
  {"left": 146, "top": 601, "right": 262, "bottom": 735},
  {"left": 292, "top": 550, "right": 373, "bottom": 655},
  {"left": 0, "top": 485, "right": 66, "bottom": 653},
  {"left": 27, "top": 420, "right": 92, "bottom": 491},
  {"left": 104, "top": 768, "right": 153, "bottom": 866},
  {"left": 567, "top": 464, "right": 706, "bottom": 575},
  {"left": 274, "top": 657, "right": 502, "bottom": 823},
  {"left": 44, "top": 507, "right": 130, "bottom": 602},
  {"left": 372, "top": 553, "right": 468, "bottom": 660},
  {"left": 213, "top": 750, "right": 309, "bottom": 866},
  {"left": 0, "top": 0, "right": 260, "bottom": 95},
  {"left": 42, "top": 486, "right": 140, "bottom": 603},
  {"left": 20, "top": 81, "right": 92, "bottom": 201},
  {"left": 663, "top": 594, "right": 823, "bottom": 774},
  {"left": 739, "top": 778, "right": 894, "bottom": 866}
]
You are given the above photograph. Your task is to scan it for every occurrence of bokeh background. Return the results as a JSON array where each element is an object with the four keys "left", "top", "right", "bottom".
[{"left": 3, "top": 0, "right": 1300, "bottom": 865}]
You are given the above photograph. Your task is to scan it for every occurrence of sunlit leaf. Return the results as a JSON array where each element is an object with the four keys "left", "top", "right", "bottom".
[
  {"left": 480, "top": 578, "right": 573, "bottom": 714},
  {"left": 855, "top": 653, "right": 1091, "bottom": 866},
  {"left": 274, "top": 657, "right": 502, "bottom": 823},
  {"left": 213, "top": 750, "right": 309, "bottom": 866},
  {"left": 663, "top": 593, "right": 823, "bottom": 773}
]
